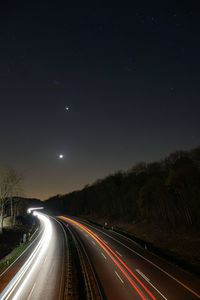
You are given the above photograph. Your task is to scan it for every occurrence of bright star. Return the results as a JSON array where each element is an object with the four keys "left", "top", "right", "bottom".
[{"left": 59, "top": 154, "right": 64, "bottom": 159}]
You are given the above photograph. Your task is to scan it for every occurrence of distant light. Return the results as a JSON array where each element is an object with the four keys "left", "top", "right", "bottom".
[
  {"left": 27, "top": 207, "right": 44, "bottom": 214},
  {"left": 59, "top": 154, "right": 64, "bottom": 159},
  {"left": 65, "top": 106, "right": 69, "bottom": 111}
]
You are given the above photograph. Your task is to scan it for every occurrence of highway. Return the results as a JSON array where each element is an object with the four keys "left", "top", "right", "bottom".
[
  {"left": 0, "top": 212, "right": 66, "bottom": 300},
  {"left": 60, "top": 216, "right": 200, "bottom": 300}
]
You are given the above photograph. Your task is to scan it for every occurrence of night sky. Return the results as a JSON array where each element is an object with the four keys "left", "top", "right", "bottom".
[{"left": 0, "top": 1, "right": 199, "bottom": 200}]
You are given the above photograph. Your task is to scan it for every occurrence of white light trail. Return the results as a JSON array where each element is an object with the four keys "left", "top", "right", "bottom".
[
  {"left": 27, "top": 207, "right": 44, "bottom": 214},
  {"left": 0, "top": 212, "right": 52, "bottom": 300}
]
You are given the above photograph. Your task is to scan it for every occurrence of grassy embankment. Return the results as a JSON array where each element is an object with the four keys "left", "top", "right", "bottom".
[{"left": 0, "top": 224, "right": 39, "bottom": 274}]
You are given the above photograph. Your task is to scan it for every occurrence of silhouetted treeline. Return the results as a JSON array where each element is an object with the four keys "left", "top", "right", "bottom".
[{"left": 45, "top": 147, "right": 200, "bottom": 228}]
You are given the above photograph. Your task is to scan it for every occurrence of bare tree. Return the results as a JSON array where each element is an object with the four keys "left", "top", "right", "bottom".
[{"left": 0, "top": 166, "right": 23, "bottom": 233}]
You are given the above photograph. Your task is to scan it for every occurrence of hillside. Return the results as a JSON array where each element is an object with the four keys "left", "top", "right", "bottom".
[
  {"left": 45, "top": 146, "right": 200, "bottom": 273},
  {"left": 45, "top": 146, "right": 200, "bottom": 228}
]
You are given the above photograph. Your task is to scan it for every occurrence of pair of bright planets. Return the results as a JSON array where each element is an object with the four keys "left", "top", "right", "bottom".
[{"left": 58, "top": 106, "right": 70, "bottom": 159}]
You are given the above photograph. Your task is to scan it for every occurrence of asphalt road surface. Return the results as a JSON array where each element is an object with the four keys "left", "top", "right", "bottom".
[
  {"left": 0, "top": 213, "right": 66, "bottom": 300},
  {"left": 60, "top": 216, "right": 200, "bottom": 300}
]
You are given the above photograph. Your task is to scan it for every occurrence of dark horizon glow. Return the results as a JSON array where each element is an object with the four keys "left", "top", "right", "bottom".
[{"left": 0, "top": 1, "right": 199, "bottom": 200}]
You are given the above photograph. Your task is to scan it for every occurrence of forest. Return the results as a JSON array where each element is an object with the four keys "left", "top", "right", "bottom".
[{"left": 45, "top": 147, "right": 200, "bottom": 229}]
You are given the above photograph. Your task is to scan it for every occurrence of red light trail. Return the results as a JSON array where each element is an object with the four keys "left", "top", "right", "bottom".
[{"left": 60, "top": 216, "right": 157, "bottom": 300}]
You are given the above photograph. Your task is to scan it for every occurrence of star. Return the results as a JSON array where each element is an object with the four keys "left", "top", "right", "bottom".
[{"left": 59, "top": 154, "right": 63, "bottom": 159}]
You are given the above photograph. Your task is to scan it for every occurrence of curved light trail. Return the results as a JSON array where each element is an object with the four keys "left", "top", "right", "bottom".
[
  {"left": 0, "top": 212, "right": 52, "bottom": 300},
  {"left": 27, "top": 207, "right": 44, "bottom": 214},
  {"left": 60, "top": 216, "right": 157, "bottom": 300}
]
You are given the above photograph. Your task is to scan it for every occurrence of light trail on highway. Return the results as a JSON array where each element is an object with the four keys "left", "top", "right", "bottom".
[
  {"left": 60, "top": 216, "right": 157, "bottom": 300},
  {"left": 0, "top": 212, "right": 52, "bottom": 300},
  {"left": 60, "top": 216, "right": 200, "bottom": 300}
]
